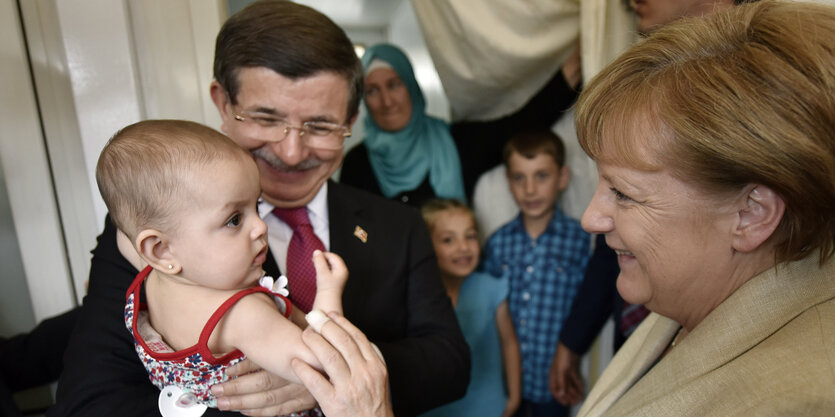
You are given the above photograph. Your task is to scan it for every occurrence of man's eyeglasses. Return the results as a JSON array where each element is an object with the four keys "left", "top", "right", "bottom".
[{"left": 229, "top": 104, "right": 350, "bottom": 151}]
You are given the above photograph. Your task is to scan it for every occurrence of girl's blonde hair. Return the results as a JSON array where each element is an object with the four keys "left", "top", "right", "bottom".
[{"left": 421, "top": 199, "right": 476, "bottom": 234}]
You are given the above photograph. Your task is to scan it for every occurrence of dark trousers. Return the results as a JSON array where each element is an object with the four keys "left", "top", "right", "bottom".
[
  {"left": 513, "top": 398, "right": 569, "bottom": 417},
  {"left": 1, "top": 307, "right": 81, "bottom": 415}
]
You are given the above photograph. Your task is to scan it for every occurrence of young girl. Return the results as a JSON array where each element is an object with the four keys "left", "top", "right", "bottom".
[
  {"left": 420, "top": 199, "right": 521, "bottom": 417},
  {"left": 96, "top": 119, "right": 344, "bottom": 416}
]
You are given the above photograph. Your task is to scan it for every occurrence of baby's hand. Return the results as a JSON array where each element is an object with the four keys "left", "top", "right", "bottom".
[{"left": 311, "top": 250, "right": 347, "bottom": 314}]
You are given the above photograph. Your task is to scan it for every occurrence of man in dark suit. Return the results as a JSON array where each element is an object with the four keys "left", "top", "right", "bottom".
[{"left": 49, "top": 2, "right": 469, "bottom": 416}]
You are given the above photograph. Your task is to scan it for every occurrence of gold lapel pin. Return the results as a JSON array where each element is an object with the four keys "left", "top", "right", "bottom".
[{"left": 353, "top": 225, "right": 368, "bottom": 243}]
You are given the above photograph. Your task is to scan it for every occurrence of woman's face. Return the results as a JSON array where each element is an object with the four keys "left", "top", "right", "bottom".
[
  {"left": 364, "top": 68, "right": 413, "bottom": 132},
  {"left": 582, "top": 155, "right": 743, "bottom": 327}
]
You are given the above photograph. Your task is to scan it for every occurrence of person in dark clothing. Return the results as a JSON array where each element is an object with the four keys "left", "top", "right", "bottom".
[{"left": 1, "top": 307, "right": 81, "bottom": 417}]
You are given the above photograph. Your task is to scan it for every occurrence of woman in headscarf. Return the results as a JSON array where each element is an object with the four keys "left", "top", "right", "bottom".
[{"left": 340, "top": 44, "right": 466, "bottom": 208}]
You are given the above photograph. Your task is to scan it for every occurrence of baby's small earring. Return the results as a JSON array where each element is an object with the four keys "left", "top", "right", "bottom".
[{"left": 168, "top": 264, "right": 173, "bottom": 270}]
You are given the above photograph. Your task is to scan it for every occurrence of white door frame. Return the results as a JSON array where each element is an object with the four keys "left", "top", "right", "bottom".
[{"left": 5, "top": 0, "right": 224, "bottom": 320}]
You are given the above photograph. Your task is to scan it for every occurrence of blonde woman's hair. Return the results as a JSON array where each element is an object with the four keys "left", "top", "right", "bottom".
[
  {"left": 96, "top": 119, "right": 251, "bottom": 239},
  {"left": 575, "top": 0, "right": 835, "bottom": 264}
]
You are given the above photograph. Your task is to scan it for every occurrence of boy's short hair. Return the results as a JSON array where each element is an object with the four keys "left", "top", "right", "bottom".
[
  {"left": 421, "top": 198, "right": 476, "bottom": 233},
  {"left": 502, "top": 129, "right": 566, "bottom": 168},
  {"left": 96, "top": 119, "right": 250, "bottom": 239}
]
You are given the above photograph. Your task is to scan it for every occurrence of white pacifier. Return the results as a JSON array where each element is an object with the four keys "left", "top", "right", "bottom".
[{"left": 158, "top": 385, "right": 208, "bottom": 417}]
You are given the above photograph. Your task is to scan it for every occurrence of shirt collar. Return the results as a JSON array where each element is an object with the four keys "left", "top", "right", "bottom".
[{"left": 258, "top": 182, "right": 329, "bottom": 223}]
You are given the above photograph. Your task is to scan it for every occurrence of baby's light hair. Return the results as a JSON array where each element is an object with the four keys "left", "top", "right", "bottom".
[{"left": 96, "top": 119, "right": 251, "bottom": 240}]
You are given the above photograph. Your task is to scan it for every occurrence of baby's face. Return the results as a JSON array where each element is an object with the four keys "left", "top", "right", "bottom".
[
  {"left": 168, "top": 156, "right": 268, "bottom": 290},
  {"left": 430, "top": 209, "right": 480, "bottom": 280}
]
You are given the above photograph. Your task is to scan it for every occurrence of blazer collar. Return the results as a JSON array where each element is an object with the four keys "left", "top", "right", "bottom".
[
  {"left": 325, "top": 181, "right": 374, "bottom": 313},
  {"left": 581, "top": 254, "right": 835, "bottom": 417}
]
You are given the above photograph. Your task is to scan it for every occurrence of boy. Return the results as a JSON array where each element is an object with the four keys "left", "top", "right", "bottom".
[{"left": 482, "top": 129, "right": 591, "bottom": 417}]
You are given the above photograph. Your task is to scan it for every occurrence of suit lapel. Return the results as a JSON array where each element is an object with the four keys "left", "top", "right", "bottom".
[
  {"left": 262, "top": 182, "right": 373, "bottom": 314},
  {"left": 578, "top": 314, "right": 679, "bottom": 417},
  {"left": 327, "top": 181, "right": 372, "bottom": 316},
  {"left": 264, "top": 247, "right": 281, "bottom": 277},
  {"left": 595, "top": 255, "right": 835, "bottom": 416}
]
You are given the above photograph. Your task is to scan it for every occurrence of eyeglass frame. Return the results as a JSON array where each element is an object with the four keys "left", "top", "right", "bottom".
[{"left": 227, "top": 102, "right": 351, "bottom": 150}]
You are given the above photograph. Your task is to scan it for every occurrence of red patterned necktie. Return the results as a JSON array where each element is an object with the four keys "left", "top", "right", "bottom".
[{"left": 273, "top": 206, "right": 324, "bottom": 313}]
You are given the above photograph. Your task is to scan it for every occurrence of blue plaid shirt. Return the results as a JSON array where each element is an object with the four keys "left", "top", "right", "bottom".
[{"left": 482, "top": 208, "right": 591, "bottom": 402}]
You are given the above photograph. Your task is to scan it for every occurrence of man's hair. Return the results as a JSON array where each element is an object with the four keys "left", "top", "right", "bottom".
[
  {"left": 213, "top": 0, "right": 364, "bottom": 123},
  {"left": 575, "top": 0, "right": 835, "bottom": 264},
  {"left": 96, "top": 120, "right": 251, "bottom": 239},
  {"left": 421, "top": 198, "right": 476, "bottom": 235},
  {"left": 502, "top": 129, "right": 567, "bottom": 168}
]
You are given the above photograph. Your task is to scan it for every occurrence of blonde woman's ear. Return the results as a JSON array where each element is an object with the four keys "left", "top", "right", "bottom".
[{"left": 732, "top": 184, "right": 786, "bottom": 253}]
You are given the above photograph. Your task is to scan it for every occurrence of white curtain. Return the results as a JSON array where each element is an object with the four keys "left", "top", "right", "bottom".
[
  {"left": 411, "top": 0, "right": 580, "bottom": 122},
  {"left": 411, "top": 0, "right": 636, "bottom": 123}
]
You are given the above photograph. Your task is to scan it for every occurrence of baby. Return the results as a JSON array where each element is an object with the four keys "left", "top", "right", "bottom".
[{"left": 96, "top": 119, "right": 344, "bottom": 415}]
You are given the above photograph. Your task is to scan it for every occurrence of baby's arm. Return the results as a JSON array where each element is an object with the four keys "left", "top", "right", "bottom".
[
  {"left": 286, "top": 250, "right": 347, "bottom": 329},
  {"left": 222, "top": 296, "right": 317, "bottom": 386},
  {"left": 219, "top": 250, "right": 348, "bottom": 385},
  {"left": 310, "top": 250, "right": 347, "bottom": 315}
]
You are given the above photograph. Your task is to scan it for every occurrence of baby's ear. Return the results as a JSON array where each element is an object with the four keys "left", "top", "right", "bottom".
[
  {"left": 136, "top": 229, "right": 181, "bottom": 274},
  {"left": 732, "top": 184, "right": 785, "bottom": 253},
  {"left": 116, "top": 229, "right": 146, "bottom": 270}
]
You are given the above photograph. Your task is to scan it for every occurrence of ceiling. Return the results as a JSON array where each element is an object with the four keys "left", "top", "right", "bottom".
[{"left": 295, "top": 0, "right": 406, "bottom": 28}]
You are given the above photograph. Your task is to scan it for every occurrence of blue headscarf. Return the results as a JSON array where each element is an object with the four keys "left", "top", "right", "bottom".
[{"left": 361, "top": 44, "right": 466, "bottom": 202}]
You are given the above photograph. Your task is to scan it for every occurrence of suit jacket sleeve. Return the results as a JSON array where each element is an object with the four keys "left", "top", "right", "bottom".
[
  {"left": 329, "top": 183, "right": 470, "bottom": 417},
  {"left": 49, "top": 215, "right": 240, "bottom": 417},
  {"left": 559, "top": 234, "right": 618, "bottom": 355}
]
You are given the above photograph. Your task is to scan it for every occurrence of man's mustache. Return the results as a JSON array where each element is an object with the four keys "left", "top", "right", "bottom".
[{"left": 251, "top": 146, "right": 324, "bottom": 171}]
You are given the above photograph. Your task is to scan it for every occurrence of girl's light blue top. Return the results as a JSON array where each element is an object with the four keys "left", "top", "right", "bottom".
[{"left": 421, "top": 271, "right": 510, "bottom": 416}]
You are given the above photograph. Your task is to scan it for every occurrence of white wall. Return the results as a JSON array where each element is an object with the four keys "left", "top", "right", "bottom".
[
  {"left": 0, "top": 0, "right": 75, "bottom": 329},
  {"left": 0, "top": 0, "right": 36, "bottom": 335},
  {"left": 2, "top": 0, "right": 225, "bottom": 317},
  {"left": 389, "top": 1, "right": 449, "bottom": 122}
]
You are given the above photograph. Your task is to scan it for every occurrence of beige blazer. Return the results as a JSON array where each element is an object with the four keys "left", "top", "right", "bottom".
[{"left": 577, "top": 254, "right": 835, "bottom": 417}]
